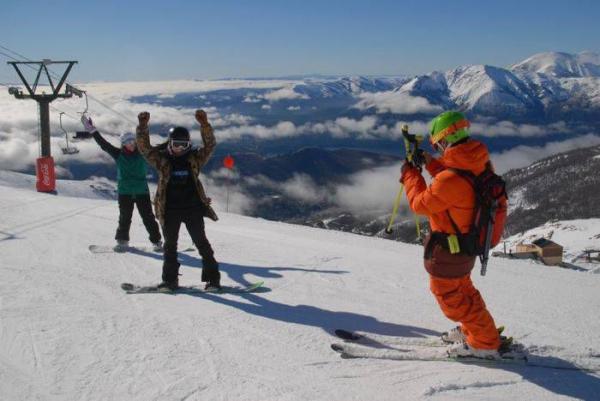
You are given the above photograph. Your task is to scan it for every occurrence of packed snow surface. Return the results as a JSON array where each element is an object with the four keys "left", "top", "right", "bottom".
[{"left": 0, "top": 171, "right": 599, "bottom": 401}]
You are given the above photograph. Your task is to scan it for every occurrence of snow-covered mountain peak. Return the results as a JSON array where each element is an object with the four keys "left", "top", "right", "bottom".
[
  {"left": 443, "top": 64, "right": 540, "bottom": 115},
  {"left": 402, "top": 71, "right": 447, "bottom": 93},
  {"left": 511, "top": 51, "right": 600, "bottom": 78},
  {"left": 577, "top": 50, "right": 600, "bottom": 65}
]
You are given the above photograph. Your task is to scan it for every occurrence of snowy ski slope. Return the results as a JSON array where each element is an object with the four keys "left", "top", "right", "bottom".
[{"left": 0, "top": 171, "right": 599, "bottom": 401}]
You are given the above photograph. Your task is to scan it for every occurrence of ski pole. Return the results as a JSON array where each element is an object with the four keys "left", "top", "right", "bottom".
[
  {"left": 384, "top": 125, "right": 410, "bottom": 234},
  {"left": 480, "top": 200, "right": 498, "bottom": 276},
  {"left": 226, "top": 168, "right": 231, "bottom": 213},
  {"left": 385, "top": 184, "right": 405, "bottom": 234},
  {"left": 402, "top": 126, "right": 424, "bottom": 242},
  {"left": 385, "top": 124, "right": 423, "bottom": 237},
  {"left": 414, "top": 214, "right": 422, "bottom": 242}
]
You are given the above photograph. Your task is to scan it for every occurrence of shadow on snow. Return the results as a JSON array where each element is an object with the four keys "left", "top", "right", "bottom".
[{"left": 129, "top": 248, "right": 600, "bottom": 400}]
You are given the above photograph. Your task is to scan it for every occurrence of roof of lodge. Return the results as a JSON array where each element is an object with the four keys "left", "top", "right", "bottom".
[{"left": 532, "top": 238, "right": 562, "bottom": 248}]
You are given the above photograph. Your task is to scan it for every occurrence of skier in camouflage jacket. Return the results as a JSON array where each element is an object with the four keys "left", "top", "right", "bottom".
[{"left": 136, "top": 110, "right": 221, "bottom": 290}]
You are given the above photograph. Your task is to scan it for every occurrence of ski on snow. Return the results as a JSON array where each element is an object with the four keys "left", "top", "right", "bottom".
[
  {"left": 120, "top": 281, "right": 264, "bottom": 295},
  {"left": 89, "top": 244, "right": 195, "bottom": 254},
  {"left": 334, "top": 329, "right": 449, "bottom": 347},
  {"left": 334, "top": 327, "right": 507, "bottom": 348},
  {"left": 331, "top": 329, "right": 600, "bottom": 372}
]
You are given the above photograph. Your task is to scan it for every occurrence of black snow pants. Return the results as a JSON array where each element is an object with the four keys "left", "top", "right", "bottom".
[
  {"left": 115, "top": 194, "right": 162, "bottom": 243},
  {"left": 161, "top": 208, "right": 219, "bottom": 283}
]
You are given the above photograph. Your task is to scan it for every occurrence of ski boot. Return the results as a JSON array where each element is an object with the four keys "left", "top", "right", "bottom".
[
  {"left": 202, "top": 264, "right": 221, "bottom": 292},
  {"left": 442, "top": 325, "right": 506, "bottom": 344},
  {"left": 204, "top": 278, "right": 221, "bottom": 292},
  {"left": 441, "top": 326, "right": 466, "bottom": 344},
  {"left": 114, "top": 240, "right": 129, "bottom": 253},
  {"left": 152, "top": 240, "right": 163, "bottom": 252},
  {"left": 157, "top": 279, "right": 179, "bottom": 293},
  {"left": 446, "top": 341, "right": 501, "bottom": 360}
]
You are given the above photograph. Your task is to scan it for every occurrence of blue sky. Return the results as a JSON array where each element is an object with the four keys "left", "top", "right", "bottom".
[{"left": 1, "top": 0, "right": 599, "bottom": 82}]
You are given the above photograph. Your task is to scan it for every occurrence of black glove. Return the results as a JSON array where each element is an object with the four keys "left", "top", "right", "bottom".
[
  {"left": 411, "top": 148, "right": 426, "bottom": 169},
  {"left": 400, "top": 160, "right": 419, "bottom": 183}
]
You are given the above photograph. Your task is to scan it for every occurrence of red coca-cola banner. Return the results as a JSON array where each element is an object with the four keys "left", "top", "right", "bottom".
[{"left": 36, "top": 156, "right": 56, "bottom": 192}]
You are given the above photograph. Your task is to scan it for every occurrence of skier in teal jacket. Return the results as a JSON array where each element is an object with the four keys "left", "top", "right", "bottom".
[{"left": 81, "top": 115, "right": 162, "bottom": 251}]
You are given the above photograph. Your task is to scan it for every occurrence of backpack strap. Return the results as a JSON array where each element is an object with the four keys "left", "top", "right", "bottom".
[
  {"left": 448, "top": 167, "right": 477, "bottom": 185},
  {"left": 445, "top": 167, "right": 478, "bottom": 235},
  {"left": 445, "top": 210, "right": 462, "bottom": 235}
]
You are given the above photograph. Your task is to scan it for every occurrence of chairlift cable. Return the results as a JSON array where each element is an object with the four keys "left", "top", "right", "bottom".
[
  {"left": 1, "top": 80, "right": 120, "bottom": 141},
  {"left": 0, "top": 43, "right": 137, "bottom": 126}
]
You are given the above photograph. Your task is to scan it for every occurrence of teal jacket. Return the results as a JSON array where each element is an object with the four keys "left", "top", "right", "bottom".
[{"left": 93, "top": 131, "right": 150, "bottom": 195}]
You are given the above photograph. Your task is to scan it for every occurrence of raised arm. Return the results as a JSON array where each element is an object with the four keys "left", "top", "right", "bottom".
[
  {"left": 135, "top": 112, "right": 162, "bottom": 169},
  {"left": 81, "top": 115, "right": 120, "bottom": 159},
  {"left": 191, "top": 109, "right": 216, "bottom": 167}
]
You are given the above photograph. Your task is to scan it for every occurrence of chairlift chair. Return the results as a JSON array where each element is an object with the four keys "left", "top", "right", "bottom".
[
  {"left": 58, "top": 112, "right": 80, "bottom": 155},
  {"left": 66, "top": 84, "right": 93, "bottom": 140}
]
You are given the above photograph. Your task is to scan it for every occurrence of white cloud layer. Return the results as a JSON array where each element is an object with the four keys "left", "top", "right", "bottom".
[
  {"left": 472, "top": 120, "right": 568, "bottom": 138},
  {"left": 490, "top": 133, "right": 600, "bottom": 173},
  {"left": 260, "top": 86, "right": 310, "bottom": 102},
  {"left": 279, "top": 174, "right": 328, "bottom": 203},
  {"left": 83, "top": 79, "right": 297, "bottom": 98},
  {"left": 245, "top": 174, "right": 327, "bottom": 205},
  {"left": 172, "top": 133, "right": 600, "bottom": 218},
  {"left": 1, "top": 78, "right": 594, "bottom": 207},
  {"left": 355, "top": 90, "right": 443, "bottom": 114},
  {"left": 326, "top": 135, "right": 600, "bottom": 215},
  {"left": 202, "top": 170, "right": 254, "bottom": 215}
]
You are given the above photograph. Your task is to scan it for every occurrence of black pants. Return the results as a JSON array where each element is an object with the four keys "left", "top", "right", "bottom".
[
  {"left": 115, "top": 194, "right": 162, "bottom": 243},
  {"left": 162, "top": 208, "right": 219, "bottom": 283}
]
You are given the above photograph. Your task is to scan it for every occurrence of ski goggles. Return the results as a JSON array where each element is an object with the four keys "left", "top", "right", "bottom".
[
  {"left": 170, "top": 139, "right": 191, "bottom": 150},
  {"left": 432, "top": 141, "right": 445, "bottom": 153},
  {"left": 122, "top": 138, "right": 136, "bottom": 146},
  {"left": 429, "top": 119, "right": 470, "bottom": 147}
]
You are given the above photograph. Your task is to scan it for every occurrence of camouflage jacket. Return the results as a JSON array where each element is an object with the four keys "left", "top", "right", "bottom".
[{"left": 136, "top": 123, "right": 218, "bottom": 226}]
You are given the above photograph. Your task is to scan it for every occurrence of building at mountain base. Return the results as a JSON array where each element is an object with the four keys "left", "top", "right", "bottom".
[{"left": 514, "top": 238, "right": 563, "bottom": 265}]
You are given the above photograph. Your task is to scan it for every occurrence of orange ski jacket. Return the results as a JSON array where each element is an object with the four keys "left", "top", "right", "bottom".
[{"left": 403, "top": 140, "right": 490, "bottom": 235}]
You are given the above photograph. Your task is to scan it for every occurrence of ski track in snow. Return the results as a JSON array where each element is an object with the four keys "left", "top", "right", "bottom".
[
  {"left": 0, "top": 171, "right": 600, "bottom": 401},
  {"left": 423, "top": 380, "right": 521, "bottom": 396}
]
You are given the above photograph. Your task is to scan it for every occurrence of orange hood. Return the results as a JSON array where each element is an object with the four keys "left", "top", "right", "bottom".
[{"left": 438, "top": 140, "right": 489, "bottom": 175}]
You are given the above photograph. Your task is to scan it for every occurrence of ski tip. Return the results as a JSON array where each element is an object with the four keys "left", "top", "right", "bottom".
[
  {"left": 121, "top": 283, "right": 134, "bottom": 291},
  {"left": 331, "top": 343, "right": 345, "bottom": 352},
  {"left": 334, "top": 329, "right": 360, "bottom": 341},
  {"left": 229, "top": 281, "right": 265, "bottom": 293}
]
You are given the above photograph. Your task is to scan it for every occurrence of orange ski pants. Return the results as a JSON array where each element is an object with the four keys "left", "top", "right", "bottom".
[{"left": 430, "top": 274, "right": 501, "bottom": 350}]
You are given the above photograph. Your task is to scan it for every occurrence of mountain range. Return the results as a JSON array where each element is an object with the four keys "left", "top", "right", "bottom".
[
  {"left": 134, "top": 51, "right": 600, "bottom": 151},
  {"left": 503, "top": 144, "right": 600, "bottom": 235},
  {"left": 3, "top": 51, "right": 600, "bottom": 248},
  {"left": 357, "top": 51, "right": 600, "bottom": 124}
]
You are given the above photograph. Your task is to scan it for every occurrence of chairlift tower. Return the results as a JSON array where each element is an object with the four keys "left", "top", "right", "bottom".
[{"left": 7, "top": 59, "right": 81, "bottom": 192}]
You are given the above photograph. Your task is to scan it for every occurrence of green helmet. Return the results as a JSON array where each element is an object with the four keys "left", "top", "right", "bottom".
[{"left": 429, "top": 111, "right": 470, "bottom": 145}]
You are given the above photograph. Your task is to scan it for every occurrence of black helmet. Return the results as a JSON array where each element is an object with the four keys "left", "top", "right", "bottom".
[{"left": 168, "top": 126, "right": 190, "bottom": 141}]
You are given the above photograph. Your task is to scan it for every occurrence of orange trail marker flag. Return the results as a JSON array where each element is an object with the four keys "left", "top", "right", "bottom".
[
  {"left": 224, "top": 155, "right": 235, "bottom": 169},
  {"left": 223, "top": 155, "right": 235, "bottom": 212}
]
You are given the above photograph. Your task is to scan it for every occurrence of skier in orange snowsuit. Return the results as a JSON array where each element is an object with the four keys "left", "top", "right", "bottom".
[{"left": 401, "top": 111, "right": 502, "bottom": 358}]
